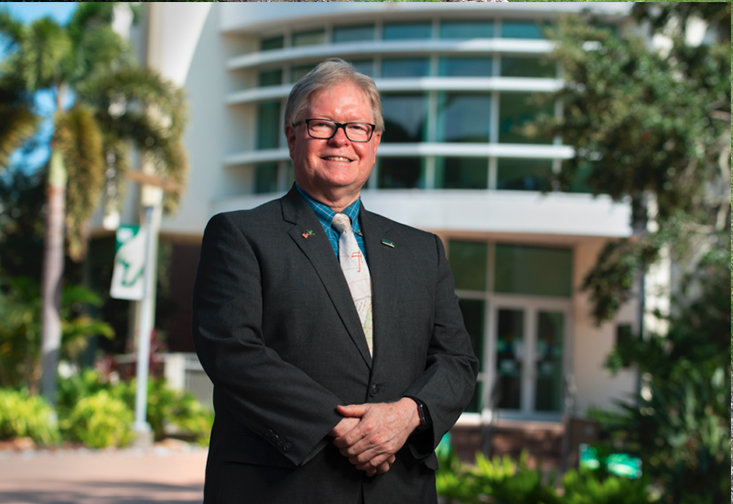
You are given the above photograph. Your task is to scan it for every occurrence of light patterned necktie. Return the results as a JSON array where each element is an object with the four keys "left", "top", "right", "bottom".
[{"left": 331, "top": 213, "right": 373, "bottom": 356}]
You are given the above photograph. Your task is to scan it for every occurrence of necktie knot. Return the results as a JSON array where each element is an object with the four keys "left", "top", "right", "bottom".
[{"left": 331, "top": 213, "right": 352, "bottom": 234}]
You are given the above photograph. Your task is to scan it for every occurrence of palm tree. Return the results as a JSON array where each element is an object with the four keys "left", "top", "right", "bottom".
[{"left": 0, "top": 3, "right": 188, "bottom": 404}]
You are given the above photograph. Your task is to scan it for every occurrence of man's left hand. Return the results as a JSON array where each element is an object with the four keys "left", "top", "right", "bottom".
[{"left": 332, "top": 398, "right": 421, "bottom": 472}]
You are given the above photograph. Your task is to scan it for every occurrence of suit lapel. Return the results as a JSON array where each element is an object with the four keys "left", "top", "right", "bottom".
[
  {"left": 359, "top": 206, "right": 393, "bottom": 364},
  {"left": 281, "top": 187, "right": 372, "bottom": 368}
]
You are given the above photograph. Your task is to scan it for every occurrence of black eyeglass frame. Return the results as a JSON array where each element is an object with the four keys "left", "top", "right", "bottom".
[{"left": 293, "top": 118, "right": 377, "bottom": 142}]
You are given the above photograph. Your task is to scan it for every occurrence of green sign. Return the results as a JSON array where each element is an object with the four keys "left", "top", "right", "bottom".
[
  {"left": 110, "top": 224, "right": 145, "bottom": 300},
  {"left": 579, "top": 444, "right": 642, "bottom": 479}
]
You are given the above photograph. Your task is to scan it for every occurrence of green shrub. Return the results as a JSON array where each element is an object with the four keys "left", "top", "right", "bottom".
[
  {"left": 57, "top": 369, "right": 212, "bottom": 445},
  {"left": 0, "top": 388, "right": 59, "bottom": 445},
  {"left": 562, "top": 468, "right": 654, "bottom": 504},
  {"left": 62, "top": 389, "right": 133, "bottom": 448}
]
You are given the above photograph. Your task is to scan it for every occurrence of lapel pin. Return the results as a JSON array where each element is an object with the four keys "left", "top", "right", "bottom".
[
  {"left": 381, "top": 239, "right": 395, "bottom": 248},
  {"left": 302, "top": 230, "right": 315, "bottom": 239}
]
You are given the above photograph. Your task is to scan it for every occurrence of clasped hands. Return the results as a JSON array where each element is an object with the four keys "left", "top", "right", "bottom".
[{"left": 328, "top": 397, "right": 421, "bottom": 477}]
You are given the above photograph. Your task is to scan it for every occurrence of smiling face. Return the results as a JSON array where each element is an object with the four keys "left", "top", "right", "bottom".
[{"left": 285, "top": 80, "right": 381, "bottom": 210}]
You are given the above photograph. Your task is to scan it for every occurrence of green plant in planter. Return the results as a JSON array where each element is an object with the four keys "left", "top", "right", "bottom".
[
  {"left": 0, "top": 388, "right": 59, "bottom": 444},
  {"left": 63, "top": 389, "right": 133, "bottom": 448},
  {"left": 561, "top": 468, "right": 654, "bottom": 504}
]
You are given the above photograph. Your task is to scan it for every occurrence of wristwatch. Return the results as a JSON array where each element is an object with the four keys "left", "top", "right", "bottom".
[{"left": 407, "top": 396, "right": 431, "bottom": 431}]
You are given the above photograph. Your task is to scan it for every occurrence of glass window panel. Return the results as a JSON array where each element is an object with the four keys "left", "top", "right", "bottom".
[
  {"left": 258, "top": 69, "right": 282, "bottom": 87},
  {"left": 380, "top": 93, "right": 428, "bottom": 143},
  {"left": 333, "top": 25, "right": 375, "bottom": 43},
  {"left": 535, "top": 311, "right": 564, "bottom": 412},
  {"left": 254, "top": 162, "right": 279, "bottom": 194},
  {"left": 494, "top": 244, "right": 573, "bottom": 297},
  {"left": 436, "top": 157, "right": 488, "bottom": 190},
  {"left": 459, "top": 299, "right": 485, "bottom": 413},
  {"left": 439, "top": 57, "right": 494, "bottom": 77},
  {"left": 350, "top": 59, "right": 375, "bottom": 78},
  {"left": 497, "top": 158, "right": 552, "bottom": 192},
  {"left": 499, "top": 92, "right": 553, "bottom": 144},
  {"left": 377, "top": 157, "right": 424, "bottom": 189},
  {"left": 496, "top": 308, "right": 523, "bottom": 410},
  {"left": 459, "top": 299, "right": 485, "bottom": 371},
  {"left": 563, "top": 159, "right": 595, "bottom": 194},
  {"left": 501, "top": 56, "right": 556, "bottom": 78},
  {"left": 448, "top": 240, "right": 487, "bottom": 291},
  {"left": 381, "top": 58, "right": 430, "bottom": 78},
  {"left": 501, "top": 21, "right": 548, "bottom": 39},
  {"left": 437, "top": 93, "right": 491, "bottom": 143},
  {"left": 261, "top": 35, "right": 284, "bottom": 52},
  {"left": 383, "top": 22, "right": 432, "bottom": 40},
  {"left": 440, "top": 21, "right": 494, "bottom": 39},
  {"left": 257, "top": 101, "right": 281, "bottom": 150},
  {"left": 290, "top": 64, "right": 317, "bottom": 83},
  {"left": 292, "top": 30, "right": 325, "bottom": 47}
]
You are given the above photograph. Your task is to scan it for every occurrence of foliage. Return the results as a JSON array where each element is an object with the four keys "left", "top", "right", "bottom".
[
  {"left": 528, "top": 6, "right": 730, "bottom": 325},
  {"left": 0, "top": 277, "right": 113, "bottom": 388},
  {"left": 57, "top": 368, "right": 212, "bottom": 444},
  {"left": 62, "top": 389, "right": 133, "bottom": 449},
  {"left": 0, "top": 388, "right": 59, "bottom": 445},
  {"left": 435, "top": 449, "right": 655, "bottom": 504},
  {"left": 561, "top": 468, "right": 652, "bottom": 504}
]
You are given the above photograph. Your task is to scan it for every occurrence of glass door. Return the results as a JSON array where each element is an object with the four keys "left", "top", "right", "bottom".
[{"left": 488, "top": 300, "right": 569, "bottom": 418}]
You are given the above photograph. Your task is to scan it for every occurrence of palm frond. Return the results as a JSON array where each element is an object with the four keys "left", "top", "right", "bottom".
[
  {"left": 20, "top": 17, "right": 74, "bottom": 91},
  {"left": 0, "top": 86, "right": 39, "bottom": 169},
  {"left": 78, "top": 66, "right": 189, "bottom": 213},
  {"left": 0, "top": 8, "right": 25, "bottom": 51},
  {"left": 53, "top": 104, "right": 105, "bottom": 261}
]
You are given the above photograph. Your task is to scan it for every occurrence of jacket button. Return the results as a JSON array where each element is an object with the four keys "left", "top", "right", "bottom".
[
  {"left": 283, "top": 443, "right": 292, "bottom": 452},
  {"left": 265, "top": 429, "right": 274, "bottom": 439},
  {"left": 277, "top": 439, "right": 285, "bottom": 448},
  {"left": 370, "top": 385, "right": 380, "bottom": 397}
]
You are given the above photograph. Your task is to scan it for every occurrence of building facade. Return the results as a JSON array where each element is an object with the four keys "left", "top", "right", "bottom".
[{"left": 95, "top": 3, "right": 642, "bottom": 439}]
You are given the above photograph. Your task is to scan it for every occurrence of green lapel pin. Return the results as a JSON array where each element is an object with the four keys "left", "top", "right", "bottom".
[{"left": 381, "top": 239, "right": 395, "bottom": 248}]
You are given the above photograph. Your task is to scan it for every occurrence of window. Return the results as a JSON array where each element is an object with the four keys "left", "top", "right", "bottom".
[
  {"left": 350, "top": 59, "right": 375, "bottom": 77},
  {"left": 501, "top": 56, "right": 556, "bottom": 78},
  {"left": 440, "top": 21, "right": 494, "bottom": 39},
  {"left": 290, "top": 64, "right": 317, "bottom": 83},
  {"left": 439, "top": 57, "right": 494, "bottom": 77},
  {"left": 380, "top": 93, "right": 428, "bottom": 143},
  {"left": 258, "top": 69, "right": 282, "bottom": 87},
  {"left": 257, "top": 101, "right": 281, "bottom": 150},
  {"left": 435, "top": 157, "right": 489, "bottom": 190},
  {"left": 383, "top": 22, "right": 432, "bottom": 40},
  {"left": 377, "top": 157, "right": 424, "bottom": 189},
  {"left": 501, "top": 20, "right": 548, "bottom": 39},
  {"left": 499, "top": 92, "right": 553, "bottom": 144},
  {"left": 292, "top": 30, "right": 325, "bottom": 47},
  {"left": 494, "top": 244, "right": 572, "bottom": 297},
  {"left": 254, "top": 163, "right": 279, "bottom": 194},
  {"left": 497, "top": 158, "right": 553, "bottom": 191},
  {"left": 381, "top": 58, "right": 430, "bottom": 78},
  {"left": 437, "top": 93, "right": 491, "bottom": 143},
  {"left": 448, "top": 239, "right": 572, "bottom": 418},
  {"left": 260, "top": 35, "right": 284, "bottom": 52},
  {"left": 449, "top": 240, "right": 488, "bottom": 291},
  {"left": 333, "top": 25, "right": 375, "bottom": 43}
]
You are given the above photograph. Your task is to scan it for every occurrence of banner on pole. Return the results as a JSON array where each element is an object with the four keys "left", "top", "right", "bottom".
[{"left": 110, "top": 224, "right": 146, "bottom": 300}]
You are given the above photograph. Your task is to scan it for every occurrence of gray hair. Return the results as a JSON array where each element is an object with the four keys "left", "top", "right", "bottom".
[{"left": 284, "top": 58, "right": 384, "bottom": 133}]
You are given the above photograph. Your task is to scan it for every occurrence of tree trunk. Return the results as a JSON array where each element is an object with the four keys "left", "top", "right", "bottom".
[{"left": 40, "top": 148, "right": 66, "bottom": 406}]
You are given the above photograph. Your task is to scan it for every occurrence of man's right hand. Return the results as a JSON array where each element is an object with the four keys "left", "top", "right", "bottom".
[{"left": 330, "top": 417, "right": 395, "bottom": 476}]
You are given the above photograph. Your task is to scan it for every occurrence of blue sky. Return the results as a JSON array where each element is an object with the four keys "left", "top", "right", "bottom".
[
  {"left": 1, "top": 2, "right": 78, "bottom": 171},
  {"left": 1, "top": 2, "right": 77, "bottom": 24}
]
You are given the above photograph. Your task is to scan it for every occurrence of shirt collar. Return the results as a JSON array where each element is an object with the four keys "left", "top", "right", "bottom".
[{"left": 295, "top": 184, "right": 362, "bottom": 232}]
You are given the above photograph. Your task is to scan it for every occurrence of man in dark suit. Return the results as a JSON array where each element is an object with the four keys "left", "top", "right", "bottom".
[{"left": 193, "top": 58, "right": 478, "bottom": 504}]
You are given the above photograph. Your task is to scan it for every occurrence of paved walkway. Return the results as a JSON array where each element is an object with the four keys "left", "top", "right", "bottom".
[{"left": 0, "top": 442, "right": 207, "bottom": 504}]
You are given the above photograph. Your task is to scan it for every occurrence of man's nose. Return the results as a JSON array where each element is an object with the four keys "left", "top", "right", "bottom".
[{"left": 328, "top": 125, "right": 350, "bottom": 145}]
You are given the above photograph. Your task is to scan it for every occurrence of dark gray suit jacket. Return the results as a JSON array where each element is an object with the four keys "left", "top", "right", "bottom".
[{"left": 193, "top": 186, "right": 478, "bottom": 504}]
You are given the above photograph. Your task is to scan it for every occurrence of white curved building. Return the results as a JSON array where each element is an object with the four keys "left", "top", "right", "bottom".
[{"left": 95, "top": 2, "right": 642, "bottom": 453}]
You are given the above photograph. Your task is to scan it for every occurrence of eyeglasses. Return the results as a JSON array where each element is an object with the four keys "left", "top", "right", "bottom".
[{"left": 293, "top": 119, "right": 376, "bottom": 142}]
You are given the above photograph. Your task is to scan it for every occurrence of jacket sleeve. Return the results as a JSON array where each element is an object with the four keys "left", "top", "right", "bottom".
[
  {"left": 192, "top": 212, "right": 343, "bottom": 466},
  {"left": 402, "top": 234, "right": 480, "bottom": 459}
]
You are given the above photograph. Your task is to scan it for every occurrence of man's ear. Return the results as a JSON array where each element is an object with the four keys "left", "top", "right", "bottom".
[
  {"left": 371, "top": 131, "right": 381, "bottom": 165},
  {"left": 285, "top": 124, "right": 296, "bottom": 156}
]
